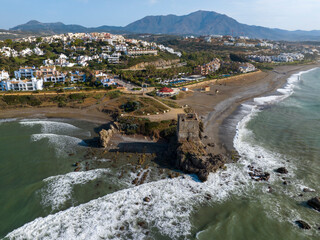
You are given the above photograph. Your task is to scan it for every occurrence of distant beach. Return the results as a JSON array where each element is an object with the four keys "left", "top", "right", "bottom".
[{"left": 177, "top": 63, "right": 320, "bottom": 156}]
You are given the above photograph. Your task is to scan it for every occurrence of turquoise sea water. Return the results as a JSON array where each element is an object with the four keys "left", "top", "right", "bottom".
[{"left": 1, "top": 68, "right": 320, "bottom": 239}]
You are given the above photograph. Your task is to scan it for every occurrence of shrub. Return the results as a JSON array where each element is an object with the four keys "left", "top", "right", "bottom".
[
  {"left": 69, "top": 93, "right": 86, "bottom": 101},
  {"left": 106, "top": 90, "right": 121, "bottom": 99},
  {"left": 121, "top": 101, "right": 141, "bottom": 112},
  {"left": 2, "top": 95, "right": 42, "bottom": 106}
]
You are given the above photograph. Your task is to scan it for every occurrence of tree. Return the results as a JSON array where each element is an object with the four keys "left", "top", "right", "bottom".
[
  {"left": 145, "top": 65, "right": 156, "bottom": 76},
  {"left": 230, "top": 53, "right": 247, "bottom": 63}
]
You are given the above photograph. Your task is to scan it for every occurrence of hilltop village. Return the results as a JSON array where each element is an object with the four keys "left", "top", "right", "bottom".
[{"left": 0, "top": 32, "right": 318, "bottom": 93}]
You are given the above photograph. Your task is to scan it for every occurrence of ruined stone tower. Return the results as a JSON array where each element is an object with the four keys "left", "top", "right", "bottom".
[{"left": 177, "top": 113, "right": 200, "bottom": 142}]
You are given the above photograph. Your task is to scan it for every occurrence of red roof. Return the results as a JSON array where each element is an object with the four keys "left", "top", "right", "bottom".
[{"left": 159, "top": 87, "right": 174, "bottom": 93}]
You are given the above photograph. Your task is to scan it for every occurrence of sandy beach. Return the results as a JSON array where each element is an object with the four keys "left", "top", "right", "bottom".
[
  {"left": 0, "top": 102, "right": 113, "bottom": 124},
  {"left": 177, "top": 63, "right": 320, "bottom": 157}
]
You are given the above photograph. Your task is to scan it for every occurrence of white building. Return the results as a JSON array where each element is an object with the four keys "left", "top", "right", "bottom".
[
  {"left": 43, "top": 59, "right": 54, "bottom": 66},
  {"left": 239, "top": 63, "right": 256, "bottom": 73},
  {"left": 14, "top": 67, "right": 37, "bottom": 79},
  {"left": 33, "top": 47, "right": 44, "bottom": 56},
  {"left": 0, "top": 70, "right": 9, "bottom": 81},
  {"left": 20, "top": 48, "right": 34, "bottom": 57},
  {"left": 0, "top": 78, "right": 43, "bottom": 91}
]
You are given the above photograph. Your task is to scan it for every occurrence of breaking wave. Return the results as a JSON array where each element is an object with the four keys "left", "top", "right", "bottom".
[
  {"left": 0, "top": 118, "right": 17, "bottom": 124},
  {"left": 20, "top": 120, "right": 80, "bottom": 134},
  {"left": 7, "top": 162, "right": 252, "bottom": 239},
  {"left": 31, "top": 133, "right": 87, "bottom": 156},
  {"left": 41, "top": 169, "right": 111, "bottom": 210}
]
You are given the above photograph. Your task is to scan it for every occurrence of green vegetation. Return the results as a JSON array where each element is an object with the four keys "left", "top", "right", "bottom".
[
  {"left": 0, "top": 90, "right": 122, "bottom": 109},
  {"left": 156, "top": 98, "right": 181, "bottom": 108},
  {"left": 118, "top": 116, "right": 177, "bottom": 140},
  {"left": 2, "top": 95, "right": 42, "bottom": 106},
  {"left": 121, "top": 101, "right": 141, "bottom": 112},
  {"left": 105, "top": 90, "right": 122, "bottom": 99}
]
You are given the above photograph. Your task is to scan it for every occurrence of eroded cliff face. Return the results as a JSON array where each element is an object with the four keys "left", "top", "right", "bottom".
[
  {"left": 128, "top": 59, "right": 180, "bottom": 70},
  {"left": 99, "top": 123, "right": 118, "bottom": 148},
  {"left": 176, "top": 140, "right": 226, "bottom": 181}
]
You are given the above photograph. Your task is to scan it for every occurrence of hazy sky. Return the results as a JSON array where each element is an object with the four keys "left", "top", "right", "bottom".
[{"left": 1, "top": 0, "right": 320, "bottom": 31}]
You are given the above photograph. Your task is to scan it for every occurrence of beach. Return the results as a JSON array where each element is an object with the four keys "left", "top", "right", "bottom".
[{"left": 177, "top": 63, "right": 320, "bottom": 156}]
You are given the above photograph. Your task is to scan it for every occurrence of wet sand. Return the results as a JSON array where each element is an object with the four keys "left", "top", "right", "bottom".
[
  {"left": 177, "top": 64, "right": 320, "bottom": 157},
  {"left": 0, "top": 106, "right": 112, "bottom": 124}
]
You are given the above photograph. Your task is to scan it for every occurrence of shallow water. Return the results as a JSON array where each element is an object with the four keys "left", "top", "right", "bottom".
[{"left": 2, "top": 68, "right": 320, "bottom": 239}]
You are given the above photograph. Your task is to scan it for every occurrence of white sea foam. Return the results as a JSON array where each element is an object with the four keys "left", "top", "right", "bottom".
[
  {"left": 254, "top": 68, "right": 317, "bottom": 106},
  {"left": 41, "top": 169, "right": 111, "bottom": 210},
  {"left": 233, "top": 68, "right": 320, "bottom": 235},
  {"left": 20, "top": 120, "right": 80, "bottom": 134},
  {"left": 236, "top": 69, "right": 319, "bottom": 172},
  {"left": 7, "top": 162, "right": 252, "bottom": 239},
  {"left": 97, "top": 158, "right": 112, "bottom": 163},
  {"left": 31, "top": 133, "right": 86, "bottom": 156},
  {"left": 0, "top": 118, "right": 17, "bottom": 124},
  {"left": 234, "top": 105, "right": 292, "bottom": 175}
]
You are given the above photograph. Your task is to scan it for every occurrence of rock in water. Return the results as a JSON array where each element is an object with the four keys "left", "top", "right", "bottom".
[
  {"left": 275, "top": 167, "right": 288, "bottom": 174},
  {"left": 295, "top": 220, "right": 311, "bottom": 230},
  {"left": 303, "top": 188, "right": 315, "bottom": 193},
  {"left": 307, "top": 197, "right": 320, "bottom": 212}
]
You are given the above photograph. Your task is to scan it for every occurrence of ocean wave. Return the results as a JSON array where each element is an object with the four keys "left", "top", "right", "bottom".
[
  {"left": 233, "top": 104, "right": 296, "bottom": 181},
  {"left": 41, "top": 169, "right": 111, "bottom": 211},
  {"left": 254, "top": 68, "right": 318, "bottom": 106},
  {"left": 20, "top": 120, "right": 80, "bottom": 134},
  {"left": 31, "top": 133, "right": 87, "bottom": 156},
  {"left": 232, "top": 68, "right": 320, "bottom": 236},
  {"left": 6, "top": 162, "right": 251, "bottom": 239},
  {"left": 235, "top": 68, "right": 320, "bottom": 172},
  {"left": 0, "top": 118, "right": 17, "bottom": 124}
]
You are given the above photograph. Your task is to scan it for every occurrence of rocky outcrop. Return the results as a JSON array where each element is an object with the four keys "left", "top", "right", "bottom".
[
  {"left": 275, "top": 167, "right": 288, "bottom": 174},
  {"left": 129, "top": 59, "right": 180, "bottom": 70},
  {"left": 99, "top": 124, "right": 117, "bottom": 148},
  {"left": 175, "top": 141, "right": 226, "bottom": 182},
  {"left": 295, "top": 220, "right": 311, "bottom": 230},
  {"left": 307, "top": 197, "right": 320, "bottom": 212},
  {"left": 248, "top": 165, "right": 270, "bottom": 181}
]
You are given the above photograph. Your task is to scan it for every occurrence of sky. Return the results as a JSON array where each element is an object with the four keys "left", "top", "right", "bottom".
[{"left": 1, "top": 0, "right": 320, "bottom": 31}]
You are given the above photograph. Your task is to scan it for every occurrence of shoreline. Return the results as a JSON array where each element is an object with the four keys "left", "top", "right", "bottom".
[
  {"left": 177, "top": 63, "right": 320, "bottom": 158},
  {"left": 0, "top": 106, "right": 113, "bottom": 125},
  {"left": 0, "top": 63, "right": 319, "bottom": 160}
]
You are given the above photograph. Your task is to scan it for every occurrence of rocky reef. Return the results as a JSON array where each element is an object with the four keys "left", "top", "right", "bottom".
[
  {"left": 175, "top": 140, "right": 226, "bottom": 181},
  {"left": 307, "top": 197, "right": 320, "bottom": 212}
]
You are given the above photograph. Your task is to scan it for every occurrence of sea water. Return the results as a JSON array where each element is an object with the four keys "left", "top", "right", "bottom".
[{"left": 2, "top": 68, "right": 320, "bottom": 239}]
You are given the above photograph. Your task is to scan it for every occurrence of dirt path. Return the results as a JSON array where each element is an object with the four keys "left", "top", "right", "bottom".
[{"left": 123, "top": 94, "right": 185, "bottom": 121}]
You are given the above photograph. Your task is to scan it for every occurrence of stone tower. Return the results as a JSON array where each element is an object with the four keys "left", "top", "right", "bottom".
[{"left": 177, "top": 113, "right": 200, "bottom": 142}]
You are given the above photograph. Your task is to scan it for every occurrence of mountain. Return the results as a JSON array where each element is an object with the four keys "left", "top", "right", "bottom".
[
  {"left": 124, "top": 11, "right": 320, "bottom": 40},
  {"left": 9, "top": 11, "right": 320, "bottom": 41},
  {"left": 10, "top": 20, "right": 129, "bottom": 35},
  {"left": 11, "top": 20, "right": 88, "bottom": 34}
]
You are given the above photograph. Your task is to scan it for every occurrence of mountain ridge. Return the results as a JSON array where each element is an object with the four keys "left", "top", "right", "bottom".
[{"left": 9, "top": 10, "right": 320, "bottom": 41}]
